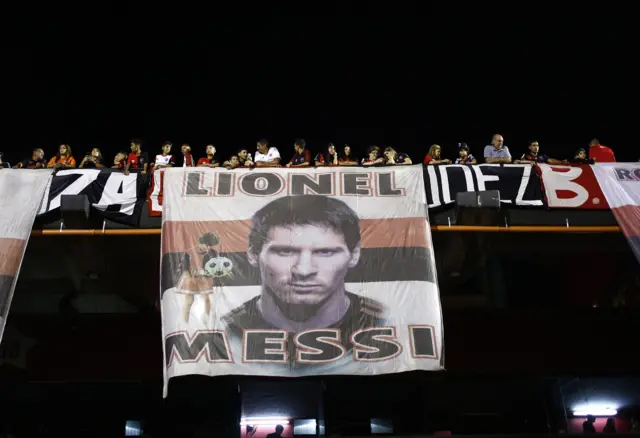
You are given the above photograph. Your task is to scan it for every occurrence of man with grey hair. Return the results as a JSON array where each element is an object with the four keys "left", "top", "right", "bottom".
[{"left": 483, "top": 134, "right": 512, "bottom": 164}]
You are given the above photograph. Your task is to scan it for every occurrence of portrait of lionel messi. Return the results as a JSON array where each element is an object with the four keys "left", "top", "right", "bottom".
[{"left": 222, "top": 195, "right": 387, "bottom": 356}]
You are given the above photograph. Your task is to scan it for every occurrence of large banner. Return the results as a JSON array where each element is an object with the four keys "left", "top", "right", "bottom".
[
  {"left": 538, "top": 164, "right": 609, "bottom": 209},
  {"left": 592, "top": 163, "right": 640, "bottom": 262},
  {"left": 0, "top": 169, "right": 53, "bottom": 343},
  {"left": 424, "top": 164, "right": 544, "bottom": 208},
  {"left": 38, "top": 169, "right": 147, "bottom": 225},
  {"left": 160, "top": 166, "right": 444, "bottom": 395}
]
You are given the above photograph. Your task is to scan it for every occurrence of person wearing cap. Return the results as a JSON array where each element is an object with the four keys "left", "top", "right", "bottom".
[{"left": 454, "top": 143, "right": 476, "bottom": 164}]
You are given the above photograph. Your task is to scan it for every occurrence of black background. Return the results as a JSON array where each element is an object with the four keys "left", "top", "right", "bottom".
[{"left": 2, "top": 3, "right": 637, "bottom": 165}]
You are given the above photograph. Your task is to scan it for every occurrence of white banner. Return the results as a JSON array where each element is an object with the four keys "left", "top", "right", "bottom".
[
  {"left": 538, "top": 164, "right": 609, "bottom": 209},
  {"left": 592, "top": 163, "right": 640, "bottom": 262},
  {"left": 160, "top": 166, "right": 444, "bottom": 396},
  {"left": 0, "top": 169, "right": 53, "bottom": 342}
]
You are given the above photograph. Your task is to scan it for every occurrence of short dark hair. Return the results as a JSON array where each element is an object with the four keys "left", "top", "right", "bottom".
[
  {"left": 248, "top": 195, "right": 360, "bottom": 255},
  {"left": 199, "top": 232, "right": 220, "bottom": 246},
  {"left": 529, "top": 140, "right": 539, "bottom": 146},
  {"left": 257, "top": 138, "right": 269, "bottom": 147},
  {"left": 294, "top": 138, "right": 306, "bottom": 149},
  {"left": 457, "top": 142, "right": 469, "bottom": 152},
  {"left": 163, "top": 141, "right": 172, "bottom": 147},
  {"left": 131, "top": 138, "right": 142, "bottom": 145}
]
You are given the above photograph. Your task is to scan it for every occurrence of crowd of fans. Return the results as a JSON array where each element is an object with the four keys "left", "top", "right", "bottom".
[{"left": 0, "top": 135, "right": 619, "bottom": 173}]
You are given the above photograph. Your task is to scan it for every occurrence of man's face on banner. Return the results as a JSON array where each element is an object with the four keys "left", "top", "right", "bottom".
[{"left": 249, "top": 224, "right": 360, "bottom": 306}]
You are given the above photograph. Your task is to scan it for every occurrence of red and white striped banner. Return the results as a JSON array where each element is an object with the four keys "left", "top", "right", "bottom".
[
  {"left": 592, "top": 163, "right": 640, "bottom": 262},
  {"left": 0, "top": 169, "right": 53, "bottom": 342},
  {"left": 147, "top": 168, "right": 165, "bottom": 217}
]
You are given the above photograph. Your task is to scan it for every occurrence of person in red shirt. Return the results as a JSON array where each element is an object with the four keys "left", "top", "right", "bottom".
[
  {"left": 112, "top": 152, "right": 127, "bottom": 169},
  {"left": 177, "top": 144, "right": 196, "bottom": 167},
  {"left": 197, "top": 144, "right": 220, "bottom": 167},
  {"left": 124, "top": 139, "right": 149, "bottom": 175},
  {"left": 361, "top": 145, "right": 384, "bottom": 166},
  {"left": 315, "top": 143, "right": 339, "bottom": 166},
  {"left": 423, "top": 144, "right": 451, "bottom": 165},
  {"left": 339, "top": 144, "right": 358, "bottom": 166},
  {"left": 588, "top": 138, "right": 616, "bottom": 163},
  {"left": 285, "top": 139, "right": 311, "bottom": 167}
]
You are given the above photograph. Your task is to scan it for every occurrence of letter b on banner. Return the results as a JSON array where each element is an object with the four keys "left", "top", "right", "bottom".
[{"left": 540, "top": 165, "right": 589, "bottom": 208}]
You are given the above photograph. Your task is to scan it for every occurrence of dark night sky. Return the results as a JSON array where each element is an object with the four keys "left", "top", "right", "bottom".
[{"left": 2, "top": 3, "right": 637, "bottom": 164}]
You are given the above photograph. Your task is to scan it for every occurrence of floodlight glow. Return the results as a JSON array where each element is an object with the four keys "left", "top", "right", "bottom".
[
  {"left": 572, "top": 403, "right": 618, "bottom": 417},
  {"left": 240, "top": 417, "right": 290, "bottom": 427}
]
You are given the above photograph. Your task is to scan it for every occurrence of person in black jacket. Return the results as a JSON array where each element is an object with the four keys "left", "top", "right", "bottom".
[{"left": 582, "top": 415, "right": 596, "bottom": 434}]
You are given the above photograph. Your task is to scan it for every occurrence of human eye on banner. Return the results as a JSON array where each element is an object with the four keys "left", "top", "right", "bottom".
[{"left": 159, "top": 166, "right": 444, "bottom": 395}]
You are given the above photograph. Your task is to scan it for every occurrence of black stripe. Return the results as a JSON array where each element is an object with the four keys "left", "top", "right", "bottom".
[
  {"left": 46, "top": 172, "right": 82, "bottom": 202},
  {"left": 161, "top": 247, "right": 435, "bottom": 295},
  {"left": 0, "top": 275, "right": 15, "bottom": 318},
  {"left": 424, "top": 164, "right": 544, "bottom": 208},
  {"left": 39, "top": 170, "right": 147, "bottom": 226}
]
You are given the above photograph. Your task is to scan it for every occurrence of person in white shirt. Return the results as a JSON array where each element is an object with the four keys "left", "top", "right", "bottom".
[
  {"left": 154, "top": 142, "right": 176, "bottom": 169},
  {"left": 252, "top": 138, "right": 281, "bottom": 168}
]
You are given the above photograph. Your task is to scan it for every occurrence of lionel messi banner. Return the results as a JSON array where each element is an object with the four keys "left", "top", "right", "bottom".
[{"left": 160, "top": 166, "right": 444, "bottom": 396}]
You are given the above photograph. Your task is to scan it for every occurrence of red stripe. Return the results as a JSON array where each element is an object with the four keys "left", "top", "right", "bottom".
[
  {"left": 162, "top": 218, "right": 431, "bottom": 253},
  {"left": 0, "top": 237, "right": 26, "bottom": 277},
  {"left": 611, "top": 205, "right": 640, "bottom": 237}
]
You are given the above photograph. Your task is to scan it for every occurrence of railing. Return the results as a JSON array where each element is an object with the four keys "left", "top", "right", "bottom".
[{"left": 30, "top": 225, "right": 622, "bottom": 236}]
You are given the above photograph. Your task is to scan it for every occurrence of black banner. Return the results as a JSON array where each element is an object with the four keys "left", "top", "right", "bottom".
[
  {"left": 423, "top": 164, "right": 544, "bottom": 209},
  {"left": 37, "top": 169, "right": 146, "bottom": 226}
]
